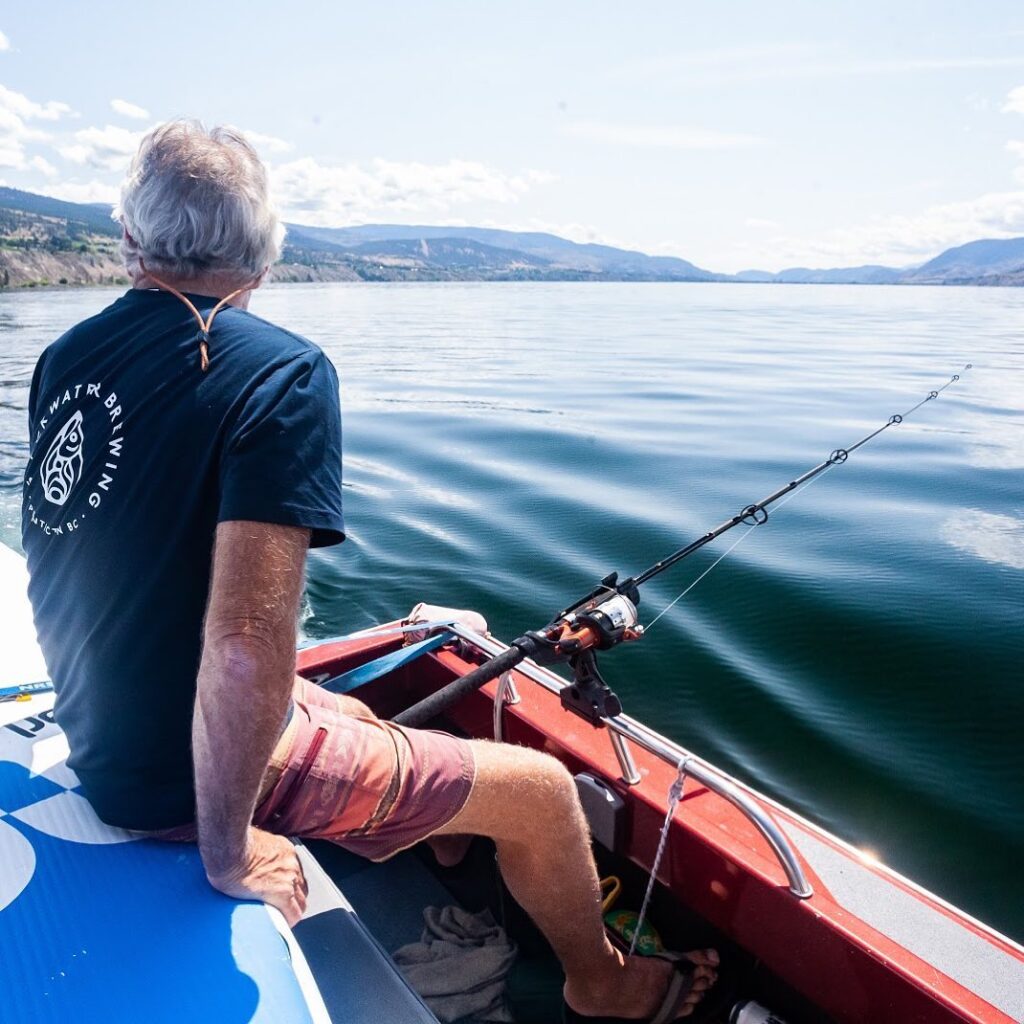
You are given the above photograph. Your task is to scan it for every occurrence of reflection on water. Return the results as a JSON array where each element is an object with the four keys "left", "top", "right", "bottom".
[
  {"left": 1, "top": 281, "right": 1022, "bottom": 939},
  {"left": 941, "top": 509, "right": 1024, "bottom": 571}
]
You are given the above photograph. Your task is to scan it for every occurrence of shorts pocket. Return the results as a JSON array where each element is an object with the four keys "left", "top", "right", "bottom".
[{"left": 268, "top": 725, "right": 328, "bottom": 825}]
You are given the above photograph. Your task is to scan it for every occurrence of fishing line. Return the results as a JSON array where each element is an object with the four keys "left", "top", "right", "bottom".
[
  {"left": 644, "top": 526, "right": 758, "bottom": 631},
  {"left": 643, "top": 462, "right": 838, "bottom": 632}
]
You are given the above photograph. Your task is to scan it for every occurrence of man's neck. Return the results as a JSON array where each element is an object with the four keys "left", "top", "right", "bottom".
[{"left": 132, "top": 272, "right": 255, "bottom": 310}]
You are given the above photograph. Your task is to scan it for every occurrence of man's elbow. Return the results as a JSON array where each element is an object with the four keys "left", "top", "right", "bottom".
[{"left": 200, "top": 617, "right": 296, "bottom": 685}]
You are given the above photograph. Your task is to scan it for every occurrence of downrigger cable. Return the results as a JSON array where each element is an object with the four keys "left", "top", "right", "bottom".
[{"left": 394, "top": 366, "right": 970, "bottom": 729}]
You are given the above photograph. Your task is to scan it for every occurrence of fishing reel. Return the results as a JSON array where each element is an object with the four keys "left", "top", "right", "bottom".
[{"left": 522, "top": 573, "right": 644, "bottom": 725}]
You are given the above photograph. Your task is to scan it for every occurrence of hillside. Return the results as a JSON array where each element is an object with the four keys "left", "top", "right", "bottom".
[
  {"left": 0, "top": 187, "right": 124, "bottom": 288},
  {"left": 901, "top": 237, "right": 1024, "bottom": 285},
  {"left": 277, "top": 228, "right": 581, "bottom": 281},
  {"left": 293, "top": 223, "right": 719, "bottom": 280},
  {"left": 739, "top": 264, "right": 904, "bottom": 285},
  {"left": 1, "top": 186, "right": 1022, "bottom": 288},
  {"left": 744, "top": 238, "right": 1024, "bottom": 285}
]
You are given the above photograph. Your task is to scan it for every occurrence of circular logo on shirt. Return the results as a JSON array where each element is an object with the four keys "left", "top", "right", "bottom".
[{"left": 25, "top": 381, "right": 126, "bottom": 539}]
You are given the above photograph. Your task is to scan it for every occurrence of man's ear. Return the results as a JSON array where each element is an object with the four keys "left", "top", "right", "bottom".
[{"left": 122, "top": 225, "right": 146, "bottom": 284}]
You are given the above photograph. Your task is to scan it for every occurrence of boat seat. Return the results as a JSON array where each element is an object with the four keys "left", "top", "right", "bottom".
[
  {"left": 293, "top": 845, "right": 440, "bottom": 1023},
  {"left": 305, "top": 839, "right": 458, "bottom": 952}
]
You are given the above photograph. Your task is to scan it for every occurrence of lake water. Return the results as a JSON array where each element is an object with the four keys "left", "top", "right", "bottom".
[{"left": 1, "top": 282, "right": 1021, "bottom": 940}]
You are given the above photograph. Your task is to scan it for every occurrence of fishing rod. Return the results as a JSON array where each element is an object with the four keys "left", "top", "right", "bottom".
[{"left": 394, "top": 366, "right": 970, "bottom": 729}]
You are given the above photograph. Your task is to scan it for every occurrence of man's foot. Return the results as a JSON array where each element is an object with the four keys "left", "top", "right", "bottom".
[
  {"left": 564, "top": 946, "right": 719, "bottom": 1021},
  {"left": 426, "top": 833, "right": 473, "bottom": 868}
]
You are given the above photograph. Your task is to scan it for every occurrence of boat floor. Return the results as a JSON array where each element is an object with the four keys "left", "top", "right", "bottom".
[
  {"left": 309, "top": 837, "right": 567, "bottom": 1023},
  {"left": 307, "top": 835, "right": 835, "bottom": 1024}
]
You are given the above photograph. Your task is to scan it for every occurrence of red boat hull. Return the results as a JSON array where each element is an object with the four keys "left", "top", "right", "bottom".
[{"left": 298, "top": 631, "right": 1024, "bottom": 1024}]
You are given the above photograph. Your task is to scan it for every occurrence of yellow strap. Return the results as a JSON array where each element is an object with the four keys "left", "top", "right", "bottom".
[
  {"left": 600, "top": 875, "right": 622, "bottom": 913},
  {"left": 139, "top": 258, "right": 256, "bottom": 371}
]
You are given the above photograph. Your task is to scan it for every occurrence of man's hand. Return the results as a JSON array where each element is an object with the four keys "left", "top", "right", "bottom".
[{"left": 206, "top": 826, "right": 308, "bottom": 927}]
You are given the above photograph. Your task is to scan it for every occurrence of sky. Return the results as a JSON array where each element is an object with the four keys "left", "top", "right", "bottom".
[{"left": 2, "top": 2, "right": 1024, "bottom": 272}]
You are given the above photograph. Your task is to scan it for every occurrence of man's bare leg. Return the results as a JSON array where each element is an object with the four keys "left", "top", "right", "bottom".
[
  {"left": 426, "top": 832, "right": 474, "bottom": 867},
  {"left": 431, "top": 741, "right": 718, "bottom": 1019}
]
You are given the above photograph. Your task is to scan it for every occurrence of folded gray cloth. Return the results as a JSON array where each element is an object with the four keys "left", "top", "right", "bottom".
[{"left": 393, "top": 905, "right": 517, "bottom": 1023}]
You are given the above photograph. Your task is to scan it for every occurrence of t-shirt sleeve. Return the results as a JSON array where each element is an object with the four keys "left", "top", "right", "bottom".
[
  {"left": 218, "top": 350, "right": 345, "bottom": 547},
  {"left": 27, "top": 349, "right": 48, "bottom": 457}
]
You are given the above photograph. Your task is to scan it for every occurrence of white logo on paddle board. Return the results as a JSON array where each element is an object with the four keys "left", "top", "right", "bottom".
[{"left": 40, "top": 410, "right": 85, "bottom": 506}]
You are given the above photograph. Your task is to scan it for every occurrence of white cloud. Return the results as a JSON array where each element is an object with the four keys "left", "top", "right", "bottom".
[
  {"left": 696, "top": 81, "right": 1024, "bottom": 271},
  {"left": 0, "top": 107, "right": 47, "bottom": 141},
  {"left": 524, "top": 168, "right": 558, "bottom": 185},
  {"left": 110, "top": 98, "right": 150, "bottom": 120},
  {"left": 241, "top": 129, "right": 292, "bottom": 154},
  {"left": 567, "top": 119, "right": 762, "bottom": 150},
  {"left": 46, "top": 179, "right": 120, "bottom": 205},
  {"left": 59, "top": 124, "right": 143, "bottom": 172},
  {"left": 272, "top": 156, "right": 549, "bottom": 225},
  {"left": 0, "top": 144, "right": 22, "bottom": 169},
  {"left": 0, "top": 84, "right": 74, "bottom": 169},
  {"left": 775, "top": 190, "right": 1024, "bottom": 269},
  {"left": 1003, "top": 90, "right": 1024, "bottom": 184},
  {"left": 0, "top": 30, "right": 9, "bottom": 52},
  {"left": 28, "top": 154, "right": 57, "bottom": 178},
  {"left": 0, "top": 107, "right": 47, "bottom": 164},
  {"left": 1007, "top": 141, "right": 1024, "bottom": 185},
  {"left": 0, "top": 83, "right": 72, "bottom": 121},
  {"left": 1003, "top": 85, "right": 1024, "bottom": 115},
  {"left": 710, "top": 87, "right": 1024, "bottom": 271}
]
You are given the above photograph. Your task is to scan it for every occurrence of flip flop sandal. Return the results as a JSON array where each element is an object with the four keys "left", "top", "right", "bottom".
[{"left": 562, "top": 955, "right": 720, "bottom": 1024}]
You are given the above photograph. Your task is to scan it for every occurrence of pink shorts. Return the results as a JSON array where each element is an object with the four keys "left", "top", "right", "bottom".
[{"left": 251, "top": 678, "right": 476, "bottom": 861}]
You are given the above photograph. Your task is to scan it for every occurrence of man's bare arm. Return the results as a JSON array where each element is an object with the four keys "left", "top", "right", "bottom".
[{"left": 193, "top": 520, "right": 310, "bottom": 922}]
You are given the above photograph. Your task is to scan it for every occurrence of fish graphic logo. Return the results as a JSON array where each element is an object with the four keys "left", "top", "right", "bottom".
[{"left": 41, "top": 410, "right": 85, "bottom": 506}]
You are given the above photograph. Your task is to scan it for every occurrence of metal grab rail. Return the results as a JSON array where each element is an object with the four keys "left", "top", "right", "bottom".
[{"left": 445, "top": 623, "right": 813, "bottom": 899}]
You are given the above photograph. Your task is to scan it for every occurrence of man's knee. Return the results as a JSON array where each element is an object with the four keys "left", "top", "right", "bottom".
[
  {"left": 451, "top": 742, "right": 586, "bottom": 842},
  {"left": 529, "top": 749, "right": 576, "bottom": 796},
  {"left": 502, "top": 747, "right": 583, "bottom": 825}
]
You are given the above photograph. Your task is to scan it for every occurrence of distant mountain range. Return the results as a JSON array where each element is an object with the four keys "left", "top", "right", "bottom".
[
  {"left": 281, "top": 221, "right": 717, "bottom": 282},
  {"left": 1, "top": 185, "right": 1023, "bottom": 288}
]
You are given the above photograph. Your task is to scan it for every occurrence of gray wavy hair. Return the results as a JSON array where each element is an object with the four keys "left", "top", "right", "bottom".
[{"left": 116, "top": 119, "right": 284, "bottom": 281}]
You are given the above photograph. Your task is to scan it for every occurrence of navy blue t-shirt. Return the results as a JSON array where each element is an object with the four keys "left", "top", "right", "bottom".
[{"left": 21, "top": 288, "right": 345, "bottom": 830}]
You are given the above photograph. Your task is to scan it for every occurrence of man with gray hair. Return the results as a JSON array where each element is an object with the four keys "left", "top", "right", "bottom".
[{"left": 21, "top": 120, "right": 716, "bottom": 1023}]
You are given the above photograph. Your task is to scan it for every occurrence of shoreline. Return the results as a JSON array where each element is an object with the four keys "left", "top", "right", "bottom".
[{"left": 3, "top": 275, "right": 1020, "bottom": 293}]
